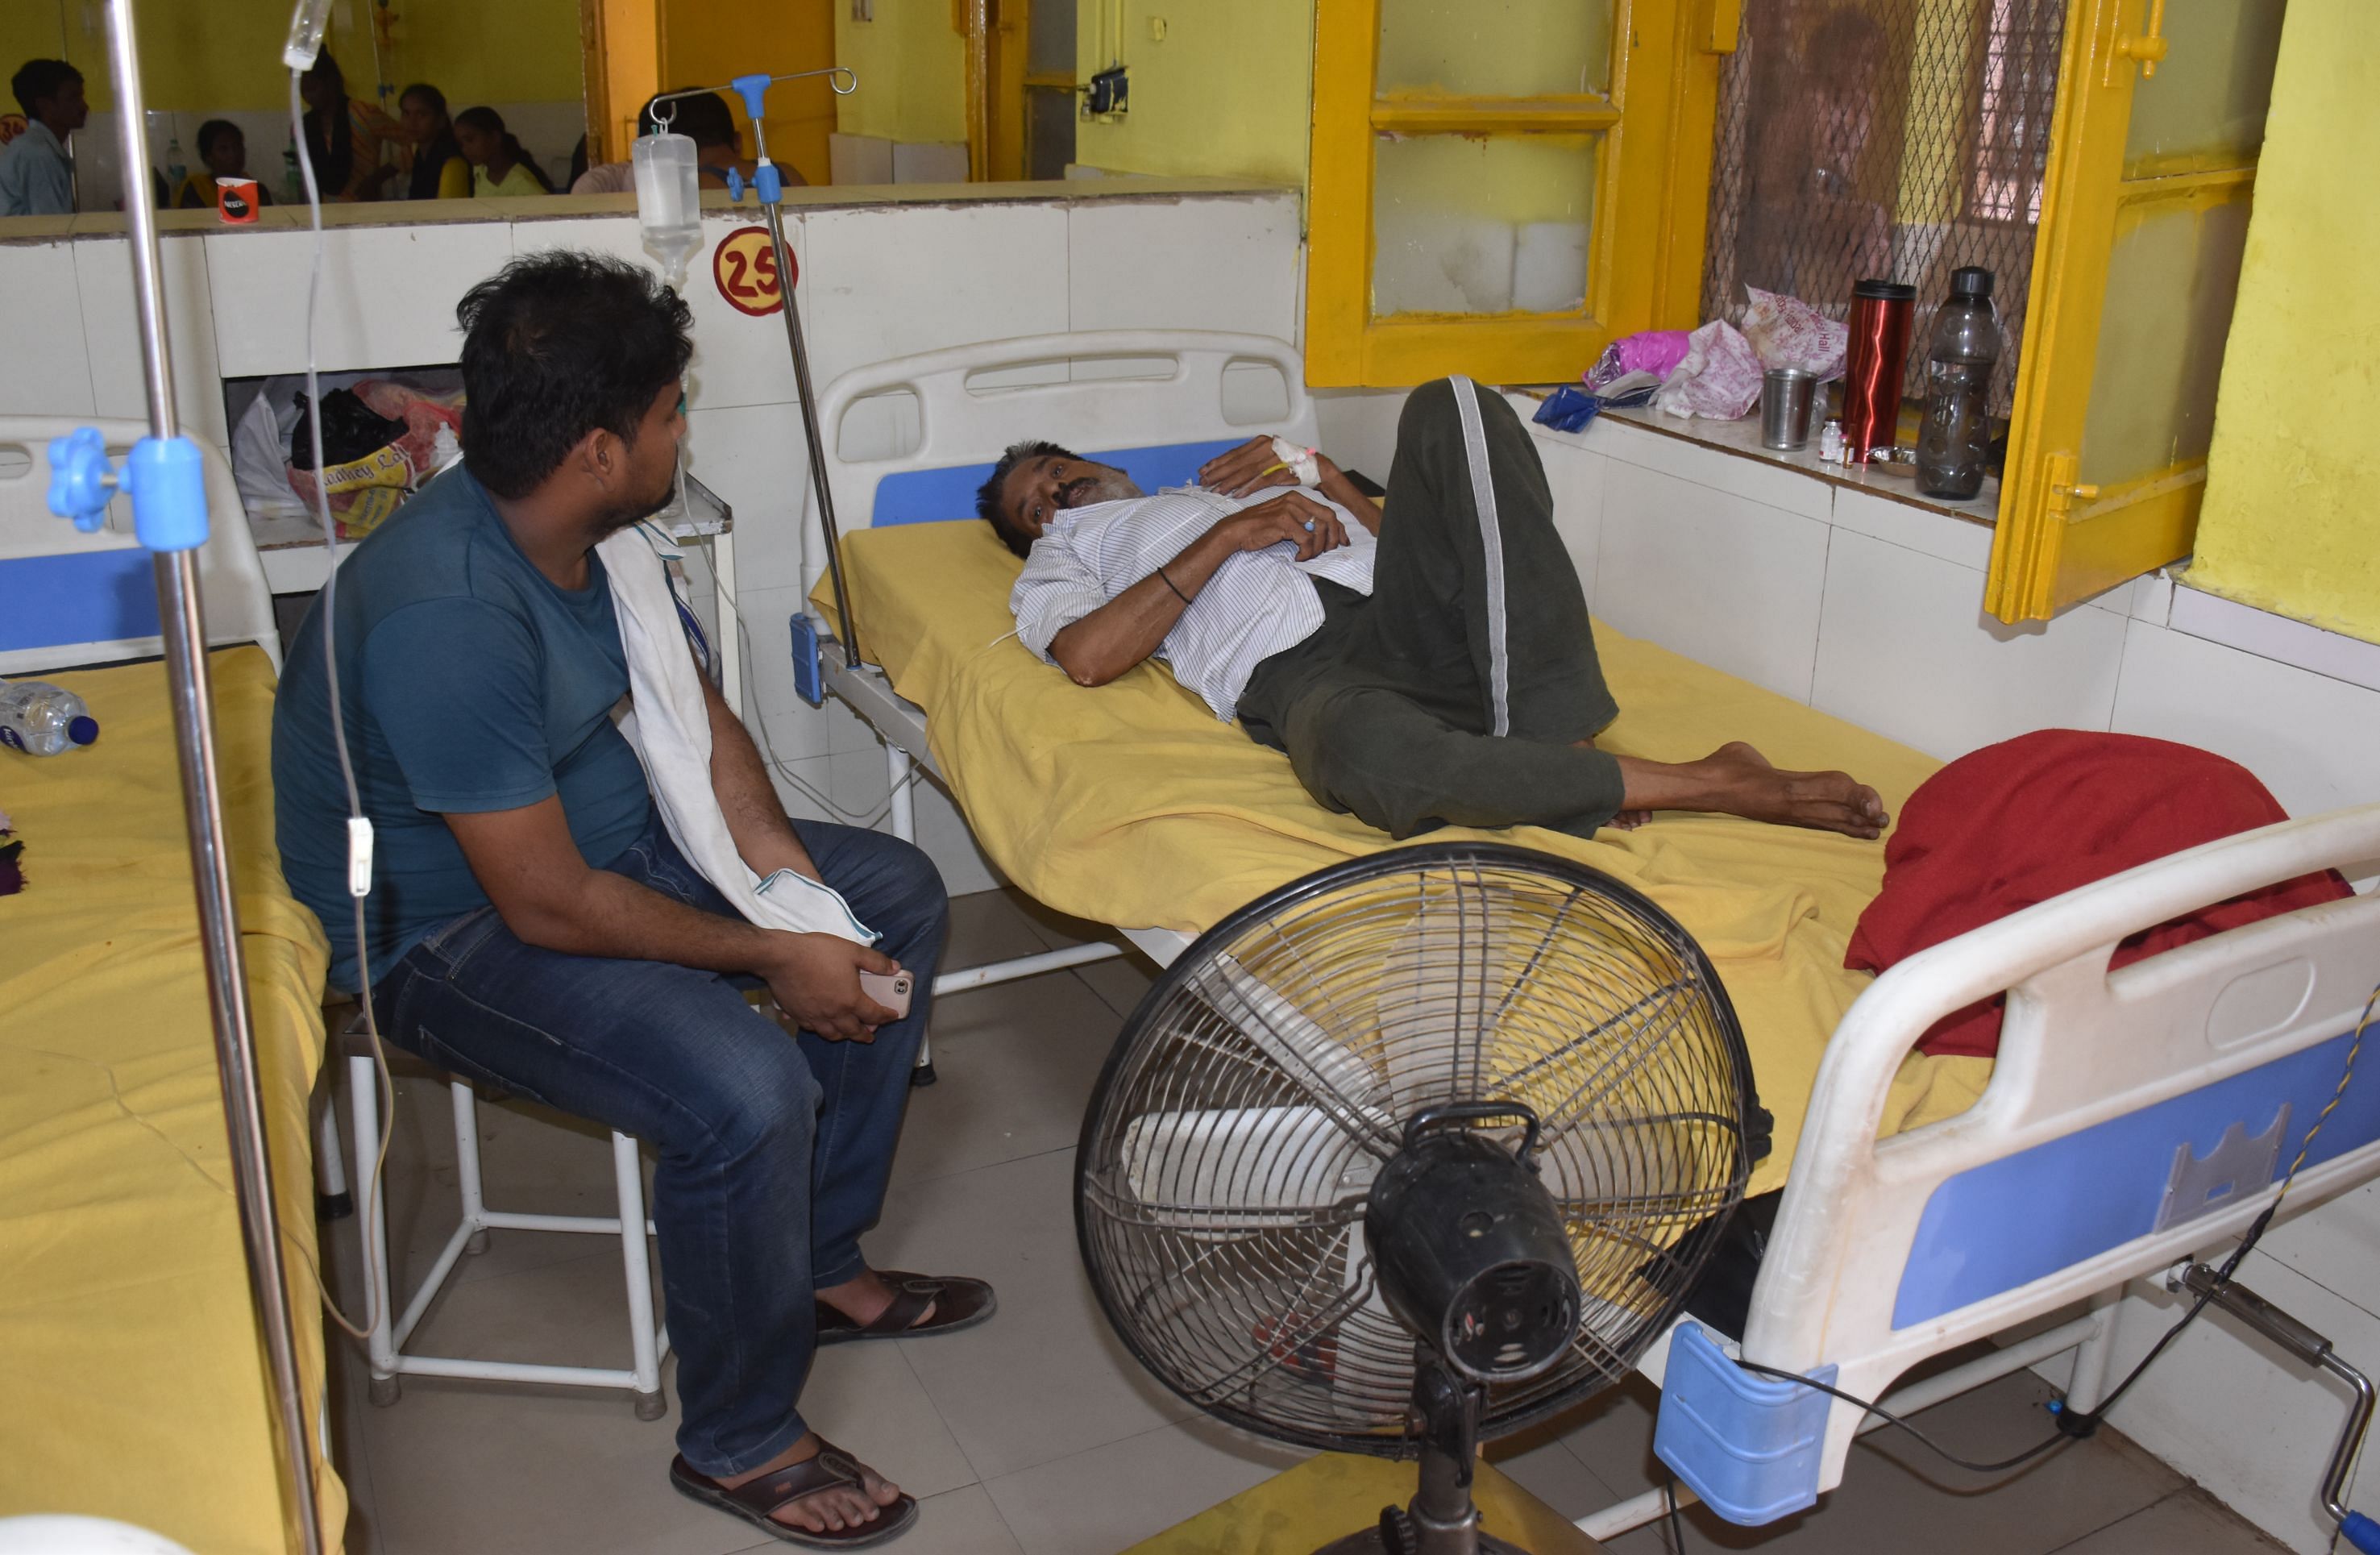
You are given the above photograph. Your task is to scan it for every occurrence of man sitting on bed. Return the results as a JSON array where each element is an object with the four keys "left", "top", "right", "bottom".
[
  {"left": 978, "top": 376, "right": 1888, "bottom": 840},
  {"left": 274, "top": 252, "right": 978, "bottom": 1546}
]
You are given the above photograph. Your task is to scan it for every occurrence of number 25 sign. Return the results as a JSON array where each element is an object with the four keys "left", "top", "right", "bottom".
[{"left": 712, "top": 227, "right": 794, "bottom": 317}]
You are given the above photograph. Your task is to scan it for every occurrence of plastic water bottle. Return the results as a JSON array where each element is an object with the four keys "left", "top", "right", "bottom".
[
  {"left": 1915, "top": 267, "right": 2002, "bottom": 501},
  {"left": 0, "top": 680, "right": 100, "bottom": 756},
  {"left": 164, "top": 134, "right": 187, "bottom": 187}
]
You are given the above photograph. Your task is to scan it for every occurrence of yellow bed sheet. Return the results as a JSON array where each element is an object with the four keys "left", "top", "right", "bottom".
[
  {"left": 821, "top": 522, "right": 1992, "bottom": 1196},
  {"left": 0, "top": 648, "right": 342, "bottom": 1553}
]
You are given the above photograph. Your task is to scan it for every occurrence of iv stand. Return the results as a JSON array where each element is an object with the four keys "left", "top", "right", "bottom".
[
  {"left": 46, "top": 4, "right": 329, "bottom": 1551},
  {"left": 650, "top": 69, "right": 872, "bottom": 672}
]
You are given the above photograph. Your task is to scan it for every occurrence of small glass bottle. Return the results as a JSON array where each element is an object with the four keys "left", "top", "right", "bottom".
[{"left": 1915, "top": 267, "right": 2002, "bottom": 501}]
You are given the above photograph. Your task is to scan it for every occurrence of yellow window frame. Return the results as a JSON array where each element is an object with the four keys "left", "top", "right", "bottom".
[
  {"left": 1986, "top": 0, "right": 2267, "bottom": 623},
  {"left": 1305, "top": 0, "right": 1726, "bottom": 389}
]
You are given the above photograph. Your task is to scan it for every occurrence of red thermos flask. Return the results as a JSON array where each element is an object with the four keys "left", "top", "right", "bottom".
[{"left": 1842, "top": 279, "right": 1916, "bottom": 461}]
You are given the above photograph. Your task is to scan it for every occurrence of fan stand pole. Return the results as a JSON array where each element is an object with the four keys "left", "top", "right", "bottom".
[{"left": 1314, "top": 1357, "right": 1531, "bottom": 1555}]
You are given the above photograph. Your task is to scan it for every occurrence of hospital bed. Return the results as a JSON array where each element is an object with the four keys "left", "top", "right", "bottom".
[
  {"left": 0, "top": 418, "right": 345, "bottom": 1552},
  {"left": 791, "top": 333, "right": 2380, "bottom": 1536}
]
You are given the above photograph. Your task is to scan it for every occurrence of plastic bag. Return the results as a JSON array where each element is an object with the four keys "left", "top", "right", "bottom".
[
  {"left": 290, "top": 389, "right": 408, "bottom": 471},
  {"left": 1585, "top": 330, "right": 1693, "bottom": 392},
  {"left": 1742, "top": 287, "right": 1849, "bottom": 380},
  {"left": 1654, "top": 320, "right": 1765, "bottom": 420}
]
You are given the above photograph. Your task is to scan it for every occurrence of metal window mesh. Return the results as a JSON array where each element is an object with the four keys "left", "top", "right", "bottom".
[{"left": 1700, "top": 0, "right": 2069, "bottom": 415}]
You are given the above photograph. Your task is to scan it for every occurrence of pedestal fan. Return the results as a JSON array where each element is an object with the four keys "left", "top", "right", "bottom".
[{"left": 1077, "top": 843, "right": 1761, "bottom": 1554}]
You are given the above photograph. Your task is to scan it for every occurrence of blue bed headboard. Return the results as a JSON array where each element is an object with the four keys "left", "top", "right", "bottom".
[{"left": 867, "top": 439, "right": 1248, "bottom": 527}]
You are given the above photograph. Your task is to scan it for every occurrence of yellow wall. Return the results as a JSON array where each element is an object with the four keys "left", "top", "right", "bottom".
[
  {"left": 2, "top": 0, "right": 582, "bottom": 114},
  {"left": 2189, "top": 0, "right": 2380, "bottom": 644},
  {"left": 662, "top": 0, "right": 837, "bottom": 187},
  {"left": 833, "top": 0, "right": 967, "bottom": 144},
  {"left": 1071, "top": 0, "right": 1312, "bottom": 187}
]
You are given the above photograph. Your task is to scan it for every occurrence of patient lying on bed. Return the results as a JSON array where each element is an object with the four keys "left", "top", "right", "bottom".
[{"left": 978, "top": 376, "right": 1888, "bottom": 840}]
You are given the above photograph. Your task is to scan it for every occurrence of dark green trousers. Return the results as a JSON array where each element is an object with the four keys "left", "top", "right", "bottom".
[{"left": 1237, "top": 378, "right": 1626, "bottom": 840}]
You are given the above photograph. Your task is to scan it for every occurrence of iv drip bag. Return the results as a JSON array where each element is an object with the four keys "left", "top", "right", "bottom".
[{"left": 634, "top": 132, "right": 703, "bottom": 290}]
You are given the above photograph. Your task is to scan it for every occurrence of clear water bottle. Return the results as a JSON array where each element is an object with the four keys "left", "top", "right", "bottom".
[
  {"left": 0, "top": 680, "right": 100, "bottom": 756},
  {"left": 164, "top": 134, "right": 187, "bottom": 186},
  {"left": 1915, "top": 266, "right": 2002, "bottom": 501}
]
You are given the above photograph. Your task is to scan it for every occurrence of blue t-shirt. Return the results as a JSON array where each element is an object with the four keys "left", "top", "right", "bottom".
[{"left": 273, "top": 467, "right": 652, "bottom": 990}]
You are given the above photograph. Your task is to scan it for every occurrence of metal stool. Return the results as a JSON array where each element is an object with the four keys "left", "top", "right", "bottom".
[{"left": 336, "top": 1018, "right": 670, "bottom": 1419}]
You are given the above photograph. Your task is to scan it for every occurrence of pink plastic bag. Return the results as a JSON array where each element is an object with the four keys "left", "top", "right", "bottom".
[
  {"left": 1585, "top": 330, "right": 1693, "bottom": 392},
  {"left": 1654, "top": 320, "right": 1765, "bottom": 420},
  {"left": 1741, "top": 287, "right": 1849, "bottom": 380}
]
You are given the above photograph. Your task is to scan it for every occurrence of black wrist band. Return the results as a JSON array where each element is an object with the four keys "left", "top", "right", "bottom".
[{"left": 1157, "top": 565, "right": 1190, "bottom": 604}]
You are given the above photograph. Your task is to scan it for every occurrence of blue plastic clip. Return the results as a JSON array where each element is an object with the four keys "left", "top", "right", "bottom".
[
  {"left": 754, "top": 163, "right": 783, "bottom": 204},
  {"left": 2342, "top": 1511, "right": 2380, "bottom": 1554},
  {"left": 127, "top": 436, "right": 209, "bottom": 551},
  {"left": 726, "top": 166, "right": 747, "bottom": 202},
  {"left": 1653, "top": 1323, "right": 1837, "bottom": 1527},
  {"left": 730, "top": 72, "right": 772, "bottom": 124},
  {"left": 46, "top": 427, "right": 115, "bottom": 532},
  {"left": 44, "top": 430, "right": 210, "bottom": 551},
  {"left": 787, "top": 612, "right": 825, "bottom": 707}
]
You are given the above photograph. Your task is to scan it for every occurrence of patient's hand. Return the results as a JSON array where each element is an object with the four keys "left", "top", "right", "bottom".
[
  {"left": 1200, "top": 435, "right": 1342, "bottom": 497},
  {"left": 1223, "top": 492, "right": 1348, "bottom": 562}
]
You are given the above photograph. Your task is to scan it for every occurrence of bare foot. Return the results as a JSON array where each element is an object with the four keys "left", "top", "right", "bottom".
[
  {"left": 1701, "top": 742, "right": 1888, "bottom": 839},
  {"left": 819, "top": 1268, "right": 937, "bottom": 1330},
  {"left": 716, "top": 1432, "right": 902, "bottom": 1534}
]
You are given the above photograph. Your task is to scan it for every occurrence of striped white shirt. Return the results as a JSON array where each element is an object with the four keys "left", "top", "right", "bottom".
[{"left": 1009, "top": 487, "right": 1377, "bottom": 721}]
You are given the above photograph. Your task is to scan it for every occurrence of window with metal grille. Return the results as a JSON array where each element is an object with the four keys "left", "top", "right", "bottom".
[{"left": 1700, "top": 0, "right": 2069, "bottom": 415}]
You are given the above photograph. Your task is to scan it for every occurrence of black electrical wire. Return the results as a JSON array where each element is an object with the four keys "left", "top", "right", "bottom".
[
  {"left": 1730, "top": 1357, "right": 2074, "bottom": 1475},
  {"left": 1662, "top": 1467, "right": 1689, "bottom": 1553},
  {"left": 1726, "top": 982, "right": 2373, "bottom": 1482}
]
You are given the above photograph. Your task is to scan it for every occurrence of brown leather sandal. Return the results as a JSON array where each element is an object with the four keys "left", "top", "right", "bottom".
[
  {"left": 669, "top": 1443, "right": 919, "bottom": 1549},
  {"left": 815, "top": 1270, "right": 996, "bottom": 1345}
]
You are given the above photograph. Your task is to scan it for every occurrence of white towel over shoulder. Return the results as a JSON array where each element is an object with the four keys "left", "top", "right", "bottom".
[{"left": 597, "top": 521, "right": 876, "bottom": 945}]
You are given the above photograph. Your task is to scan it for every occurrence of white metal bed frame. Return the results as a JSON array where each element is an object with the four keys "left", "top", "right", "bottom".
[{"left": 795, "top": 331, "right": 2380, "bottom": 1540}]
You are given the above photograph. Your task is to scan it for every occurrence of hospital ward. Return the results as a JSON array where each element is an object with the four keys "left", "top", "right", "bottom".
[{"left": 5, "top": 1, "right": 2378, "bottom": 1553}]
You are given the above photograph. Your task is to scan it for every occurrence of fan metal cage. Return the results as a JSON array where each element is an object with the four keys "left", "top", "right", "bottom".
[{"left": 1076, "top": 843, "right": 1759, "bottom": 1457}]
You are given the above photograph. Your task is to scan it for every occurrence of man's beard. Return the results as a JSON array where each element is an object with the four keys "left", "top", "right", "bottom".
[
  {"left": 593, "top": 464, "right": 681, "bottom": 538},
  {"left": 1059, "top": 470, "right": 1140, "bottom": 509}
]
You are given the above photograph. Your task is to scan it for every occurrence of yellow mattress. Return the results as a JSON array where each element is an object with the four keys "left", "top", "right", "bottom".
[
  {"left": 0, "top": 648, "right": 343, "bottom": 1553},
  {"left": 820, "top": 522, "right": 1991, "bottom": 1195}
]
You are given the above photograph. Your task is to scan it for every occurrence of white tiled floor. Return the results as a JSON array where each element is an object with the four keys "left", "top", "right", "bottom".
[{"left": 318, "top": 888, "right": 2284, "bottom": 1555}]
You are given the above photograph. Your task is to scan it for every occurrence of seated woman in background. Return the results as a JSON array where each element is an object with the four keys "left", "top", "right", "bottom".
[
  {"left": 455, "top": 106, "right": 554, "bottom": 198},
  {"left": 397, "top": 83, "right": 470, "bottom": 200},
  {"left": 298, "top": 49, "right": 398, "bottom": 202},
  {"left": 172, "top": 119, "right": 272, "bottom": 210}
]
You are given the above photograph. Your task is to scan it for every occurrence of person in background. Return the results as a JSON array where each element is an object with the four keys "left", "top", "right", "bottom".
[
  {"left": 2, "top": 59, "right": 86, "bottom": 218},
  {"left": 455, "top": 106, "right": 554, "bottom": 197},
  {"left": 397, "top": 82, "right": 469, "bottom": 200},
  {"left": 173, "top": 118, "right": 271, "bottom": 210},
  {"left": 299, "top": 50, "right": 399, "bottom": 202},
  {"left": 571, "top": 88, "right": 801, "bottom": 195}
]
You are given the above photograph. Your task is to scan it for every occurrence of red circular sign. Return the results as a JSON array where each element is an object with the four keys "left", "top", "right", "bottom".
[{"left": 712, "top": 226, "right": 792, "bottom": 317}]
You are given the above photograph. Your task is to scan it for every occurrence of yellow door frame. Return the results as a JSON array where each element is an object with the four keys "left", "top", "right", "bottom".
[{"left": 1305, "top": 0, "right": 1723, "bottom": 389}]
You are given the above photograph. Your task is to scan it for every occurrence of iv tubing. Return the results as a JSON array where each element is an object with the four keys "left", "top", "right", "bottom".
[{"left": 104, "top": 2, "right": 328, "bottom": 1549}]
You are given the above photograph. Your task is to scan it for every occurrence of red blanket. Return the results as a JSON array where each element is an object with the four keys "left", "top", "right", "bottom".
[{"left": 1846, "top": 730, "right": 2352, "bottom": 1058}]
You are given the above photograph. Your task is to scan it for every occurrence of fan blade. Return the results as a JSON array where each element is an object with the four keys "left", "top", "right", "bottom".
[
  {"left": 1191, "top": 954, "right": 1398, "bottom": 1152},
  {"left": 1117, "top": 1105, "right": 1375, "bottom": 1233}
]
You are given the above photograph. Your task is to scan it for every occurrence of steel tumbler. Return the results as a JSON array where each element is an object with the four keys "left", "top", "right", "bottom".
[{"left": 1760, "top": 367, "right": 1817, "bottom": 451}]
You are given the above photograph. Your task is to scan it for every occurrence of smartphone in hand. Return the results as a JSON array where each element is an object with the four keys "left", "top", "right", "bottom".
[{"left": 858, "top": 968, "right": 915, "bottom": 1021}]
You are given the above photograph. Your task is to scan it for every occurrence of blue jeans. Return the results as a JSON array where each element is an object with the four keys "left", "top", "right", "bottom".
[{"left": 368, "top": 813, "right": 949, "bottom": 1477}]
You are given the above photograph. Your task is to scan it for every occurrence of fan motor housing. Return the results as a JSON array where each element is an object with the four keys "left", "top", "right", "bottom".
[{"left": 1367, "top": 1128, "right": 1582, "bottom": 1385}]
